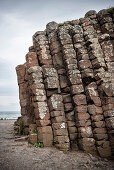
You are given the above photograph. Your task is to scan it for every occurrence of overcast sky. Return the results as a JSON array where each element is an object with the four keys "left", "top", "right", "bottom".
[{"left": 0, "top": 0, "right": 113, "bottom": 111}]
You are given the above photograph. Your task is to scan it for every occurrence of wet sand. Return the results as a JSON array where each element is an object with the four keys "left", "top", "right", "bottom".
[{"left": 0, "top": 120, "right": 114, "bottom": 170}]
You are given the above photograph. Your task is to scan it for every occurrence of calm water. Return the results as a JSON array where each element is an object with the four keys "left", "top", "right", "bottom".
[{"left": 0, "top": 111, "right": 21, "bottom": 119}]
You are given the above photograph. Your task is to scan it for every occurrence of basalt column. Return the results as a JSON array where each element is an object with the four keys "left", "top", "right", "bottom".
[
  {"left": 33, "top": 31, "right": 70, "bottom": 150},
  {"left": 58, "top": 25, "right": 96, "bottom": 154},
  {"left": 16, "top": 63, "right": 33, "bottom": 135},
  {"left": 80, "top": 17, "right": 112, "bottom": 157},
  {"left": 46, "top": 22, "right": 78, "bottom": 149},
  {"left": 16, "top": 8, "right": 114, "bottom": 157}
]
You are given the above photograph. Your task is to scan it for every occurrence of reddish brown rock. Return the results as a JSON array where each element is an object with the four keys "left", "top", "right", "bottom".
[
  {"left": 73, "top": 94, "right": 87, "bottom": 105},
  {"left": 37, "top": 126, "right": 53, "bottom": 146},
  {"left": 16, "top": 9, "right": 114, "bottom": 157},
  {"left": 75, "top": 105, "right": 87, "bottom": 113},
  {"left": 26, "top": 52, "right": 38, "bottom": 68},
  {"left": 29, "top": 134, "right": 38, "bottom": 144},
  {"left": 71, "top": 84, "right": 84, "bottom": 94}
]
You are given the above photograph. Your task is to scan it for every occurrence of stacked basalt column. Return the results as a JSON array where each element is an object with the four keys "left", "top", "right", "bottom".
[
  {"left": 58, "top": 25, "right": 96, "bottom": 154},
  {"left": 33, "top": 31, "right": 70, "bottom": 150},
  {"left": 97, "top": 9, "right": 114, "bottom": 51},
  {"left": 97, "top": 10, "right": 114, "bottom": 36},
  {"left": 16, "top": 8, "right": 114, "bottom": 157},
  {"left": 31, "top": 32, "right": 53, "bottom": 146},
  {"left": 85, "top": 10, "right": 114, "bottom": 156},
  {"left": 16, "top": 63, "right": 33, "bottom": 134},
  {"left": 46, "top": 22, "right": 77, "bottom": 149},
  {"left": 98, "top": 33, "right": 114, "bottom": 156},
  {"left": 71, "top": 24, "right": 98, "bottom": 154},
  {"left": 80, "top": 17, "right": 112, "bottom": 157},
  {"left": 85, "top": 10, "right": 101, "bottom": 36},
  {"left": 26, "top": 51, "right": 40, "bottom": 125},
  {"left": 26, "top": 51, "right": 53, "bottom": 146}
]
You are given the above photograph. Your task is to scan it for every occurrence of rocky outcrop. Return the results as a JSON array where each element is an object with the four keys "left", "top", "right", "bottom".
[{"left": 16, "top": 8, "right": 114, "bottom": 157}]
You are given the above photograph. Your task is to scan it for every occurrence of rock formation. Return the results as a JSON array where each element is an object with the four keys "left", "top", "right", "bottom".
[{"left": 16, "top": 9, "right": 114, "bottom": 158}]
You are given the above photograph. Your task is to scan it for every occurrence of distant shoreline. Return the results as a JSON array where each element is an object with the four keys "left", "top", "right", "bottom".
[
  {"left": 0, "top": 111, "right": 21, "bottom": 120},
  {"left": 0, "top": 119, "right": 17, "bottom": 120}
]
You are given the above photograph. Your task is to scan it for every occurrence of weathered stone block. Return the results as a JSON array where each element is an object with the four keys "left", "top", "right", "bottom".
[
  {"left": 97, "top": 146, "right": 112, "bottom": 157},
  {"left": 91, "top": 114, "right": 104, "bottom": 121},
  {"left": 51, "top": 116, "right": 66, "bottom": 123},
  {"left": 76, "top": 119, "right": 91, "bottom": 127},
  {"left": 66, "top": 111, "right": 75, "bottom": 121},
  {"left": 29, "top": 124, "right": 37, "bottom": 134},
  {"left": 33, "top": 95, "right": 47, "bottom": 102},
  {"left": 34, "top": 102, "right": 50, "bottom": 120},
  {"left": 65, "top": 58, "right": 77, "bottom": 65},
  {"left": 63, "top": 94, "right": 72, "bottom": 103},
  {"left": 22, "top": 115, "right": 32, "bottom": 126},
  {"left": 32, "top": 89, "right": 46, "bottom": 96},
  {"left": 88, "top": 105, "right": 103, "bottom": 115},
  {"left": 23, "top": 127, "right": 29, "bottom": 135},
  {"left": 59, "top": 75, "right": 68, "bottom": 88},
  {"left": 36, "top": 119, "right": 51, "bottom": 127},
  {"left": 43, "top": 67, "right": 58, "bottom": 77},
  {"left": 27, "top": 66, "right": 42, "bottom": 76},
  {"left": 93, "top": 128, "right": 107, "bottom": 134},
  {"left": 19, "top": 83, "right": 27, "bottom": 100},
  {"left": 73, "top": 34, "right": 83, "bottom": 43},
  {"left": 48, "top": 94, "right": 64, "bottom": 111},
  {"left": 94, "top": 134, "right": 108, "bottom": 140},
  {"left": 50, "top": 111, "right": 65, "bottom": 118},
  {"left": 103, "top": 104, "right": 114, "bottom": 111},
  {"left": 46, "top": 89, "right": 58, "bottom": 97},
  {"left": 78, "top": 138, "right": 96, "bottom": 153},
  {"left": 102, "top": 97, "right": 114, "bottom": 105},
  {"left": 29, "top": 134, "right": 37, "bottom": 144},
  {"left": 81, "top": 68, "right": 94, "bottom": 79},
  {"left": 37, "top": 126, "right": 53, "bottom": 146},
  {"left": 45, "top": 77, "right": 59, "bottom": 89},
  {"left": 78, "top": 60, "right": 92, "bottom": 70},
  {"left": 75, "top": 105, "right": 87, "bottom": 113},
  {"left": 53, "top": 53, "right": 64, "bottom": 69},
  {"left": 26, "top": 52, "right": 38, "bottom": 67},
  {"left": 75, "top": 112, "right": 90, "bottom": 120},
  {"left": 67, "top": 64, "right": 78, "bottom": 70},
  {"left": 69, "top": 74, "right": 82, "bottom": 85},
  {"left": 69, "top": 133, "right": 78, "bottom": 141},
  {"left": 71, "top": 84, "right": 84, "bottom": 94},
  {"left": 54, "top": 128, "right": 68, "bottom": 136},
  {"left": 69, "top": 127, "right": 77, "bottom": 133},
  {"left": 21, "top": 107, "right": 27, "bottom": 116},
  {"left": 64, "top": 103, "right": 73, "bottom": 112},
  {"left": 54, "top": 136, "right": 69, "bottom": 144},
  {"left": 67, "top": 120, "right": 75, "bottom": 127},
  {"left": 105, "top": 117, "right": 114, "bottom": 129},
  {"left": 52, "top": 122, "right": 67, "bottom": 130},
  {"left": 46, "top": 21, "right": 58, "bottom": 34},
  {"left": 104, "top": 110, "right": 114, "bottom": 118},
  {"left": 60, "top": 36, "right": 72, "bottom": 45},
  {"left": 92, "top": 121, "right": 105, "bottom": 128},
  {"left": 16, "top": 64, "right": 26, "bottom": 85},
  {"left": 78, "top": 126, "right": 93, "bottom": 138},
  {"left": 73, "top": 94, "right": 87, "bottom": 105}
]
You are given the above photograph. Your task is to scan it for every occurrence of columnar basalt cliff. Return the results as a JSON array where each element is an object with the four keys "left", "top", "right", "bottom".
[{"left": 16, "top": 9, "right": 114, "bottom": 157}]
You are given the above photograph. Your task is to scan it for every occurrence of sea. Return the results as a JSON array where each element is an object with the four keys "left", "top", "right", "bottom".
[{"left": 0, "top": 111, "right": 21, "bottom": 119}]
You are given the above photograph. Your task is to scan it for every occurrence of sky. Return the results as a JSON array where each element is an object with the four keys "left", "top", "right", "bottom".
[{"left": 0, "top": 0, "right": 113, "bottom": 111}]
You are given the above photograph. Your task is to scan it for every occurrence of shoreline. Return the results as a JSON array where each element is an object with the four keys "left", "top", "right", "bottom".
[{"left": 0, "top": 119, "right": 17, "bottom": 120}]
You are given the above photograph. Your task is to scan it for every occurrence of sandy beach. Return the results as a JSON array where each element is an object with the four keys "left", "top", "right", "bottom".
[{"left": 0, "top": 120, "right": 114, "bottom": 170}]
